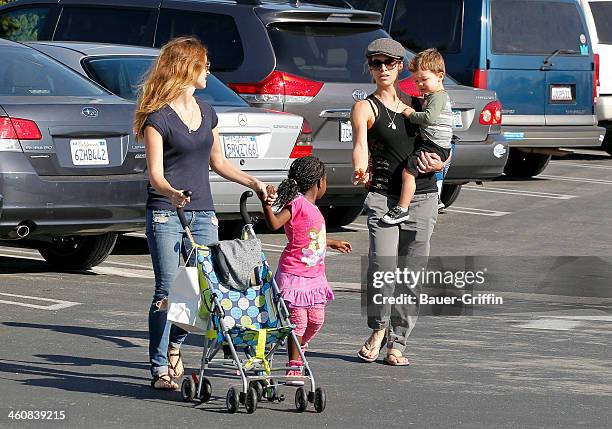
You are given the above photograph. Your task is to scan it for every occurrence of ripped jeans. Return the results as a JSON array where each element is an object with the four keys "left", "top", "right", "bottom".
[{"left": 146, "top": 209, "right": 218, "bottom": 378}]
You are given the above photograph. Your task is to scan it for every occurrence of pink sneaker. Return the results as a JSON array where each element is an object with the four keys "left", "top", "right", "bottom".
[{"left": 286, "top": 360, "right": 304, "bottom": 386}]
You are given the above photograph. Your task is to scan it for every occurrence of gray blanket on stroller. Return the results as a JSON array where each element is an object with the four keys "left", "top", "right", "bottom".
[{"left": 211, "top": 238, "right": 262, "bottom": 292}]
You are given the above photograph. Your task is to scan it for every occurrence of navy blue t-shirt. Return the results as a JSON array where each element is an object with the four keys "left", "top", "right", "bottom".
[{"left": 144, "top": 99, "right": 217, "bottom": 211}]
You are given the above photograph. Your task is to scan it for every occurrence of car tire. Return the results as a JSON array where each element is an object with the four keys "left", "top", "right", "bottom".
[
  {"left": 38, "top": 232, "right": 118, "bottom": 270},
  {"left": 320, "top": 206, "right": 363, "bottom": 228},
  {"left": 440, "top": 184, "right": 462, "bottom": 208},
  {"left": 503, "top": 149, "right": 551, "bottom": 178}
]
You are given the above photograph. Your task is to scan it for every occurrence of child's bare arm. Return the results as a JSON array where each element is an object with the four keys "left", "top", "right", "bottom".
[
  {"left": 261, "top": 206, "right": 291, "bottom": 231},
  {"left": 327, "top": 238, "right": 352, "bottom": 253}
]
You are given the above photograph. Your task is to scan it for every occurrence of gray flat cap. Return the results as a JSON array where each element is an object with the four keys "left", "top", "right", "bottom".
[{"left": 366, "top": 38, "right": 406, "bottom": 59}]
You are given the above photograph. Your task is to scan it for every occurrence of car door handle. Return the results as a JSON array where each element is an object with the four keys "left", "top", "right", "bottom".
[{"left": 319, "top": 109, "right": 351, "bottom": 119}]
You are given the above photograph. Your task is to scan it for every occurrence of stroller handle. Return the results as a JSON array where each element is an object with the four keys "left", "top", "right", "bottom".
[
  {"left": 176, "top": 190, "right": 193, "bottom": 230},
  {"left": 240, "top": 190, "right": 253, "bottom": 225}
]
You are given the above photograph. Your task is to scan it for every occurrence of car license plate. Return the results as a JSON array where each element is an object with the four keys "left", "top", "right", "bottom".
[
  {"left": 70, "top": 139, "right": 109, "bottom": 165},
  {"left": 550, "top": 85, "right": 573, "bottom": 102},
  {"left": 340, "top": 120, "right": 352, "bottom": 142},
  {"left": 452, "top": 110, "right": 463, "bottom": 129},
  {"left": 223, "top": 135, "right": 258, "bottom": 158}
]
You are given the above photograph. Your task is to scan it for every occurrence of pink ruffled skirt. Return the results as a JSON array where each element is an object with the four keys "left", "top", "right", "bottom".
[{"left": 274, "top": 270, "right": 334, "bottom": 309}]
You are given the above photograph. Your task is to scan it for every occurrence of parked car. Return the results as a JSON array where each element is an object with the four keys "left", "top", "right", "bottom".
[
  {"left": 24, "top": 41, "right": 310, "bottom": 229},
  {"left": 580, "top": 0, "right": 612, "bottom": 155},
  {"left": 347, "top": 0, "right": 607, "bottom": 176},
  {"left": 0, "top": 37, "right": 146, "bottom": 269},
  {"left": 0, "top": 0, "right": 509, "bottom": 217}
]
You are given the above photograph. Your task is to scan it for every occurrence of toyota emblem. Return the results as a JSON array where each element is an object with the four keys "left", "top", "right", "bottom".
[
  {"left": 238, "top": 114, "right": 247, "bottom": 127},
  {"left": 352, "top": 89, "right": 367, "bottom": 101},
  {"left": 81, "top": 107, "right": 99, "bottom": 118}
]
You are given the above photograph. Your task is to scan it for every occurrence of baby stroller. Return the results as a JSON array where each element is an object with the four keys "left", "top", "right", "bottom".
[{"left": 175, "top": 191, "right": 326, "bottom": 414}]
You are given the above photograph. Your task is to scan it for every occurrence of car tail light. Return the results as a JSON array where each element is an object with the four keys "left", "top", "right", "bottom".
[
  {"left": 398, "top": 77, "right": 421, "bottom": 97},
  {"left": 229, "top": 71, "right": 323, "bottom": 105},
  {"left": 594, "top": 53, "right": 600, "bottom": 104},
  {"left": 0, "top": 117, "right": 40, "bottom": 151},
  {"left": 290, "top": 119, "right": 313, "bottom": 158},
  {"left": 473, "top": 69, "right": 488, "bottom": 89},
  {"left": 479, "top": 101, "right": 502, "bottom": 125}
]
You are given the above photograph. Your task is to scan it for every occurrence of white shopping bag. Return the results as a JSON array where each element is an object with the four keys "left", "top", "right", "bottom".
[{"left": 167, "top": 266, "right": 207, "bottom": 334}]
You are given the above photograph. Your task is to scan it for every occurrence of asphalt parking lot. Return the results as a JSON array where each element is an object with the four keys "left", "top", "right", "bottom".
[{"left": 1, "top": 151, "right": 611, "bottom": 428}]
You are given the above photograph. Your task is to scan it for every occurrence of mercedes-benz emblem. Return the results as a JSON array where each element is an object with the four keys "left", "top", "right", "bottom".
[
  {"left": 81, "top": 107, "right": 99, "bottom": 118},
  {"left": 238, "top": 114, "right": 247, "bottom": 127},
  {"left": 352, "top": 89, "right": 367, "bottom": 101}
]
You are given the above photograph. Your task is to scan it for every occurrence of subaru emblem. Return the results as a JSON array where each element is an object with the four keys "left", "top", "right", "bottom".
[
  {"left": 352, "top": 89, "right": 367, "bottom": 101},
  {"left": 238, "top": 114, "right": 247, "bottom": 127},
  {"left": 81, "top": 107, "right": 98, "bottom": 118}
]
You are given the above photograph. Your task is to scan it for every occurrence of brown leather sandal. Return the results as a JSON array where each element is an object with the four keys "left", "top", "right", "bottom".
[
  {"left": 168, "top": 348, "right": 184, "bottom": 379},
  {"left": 150, "top": 374, "right": 178, "bottom": 390}
]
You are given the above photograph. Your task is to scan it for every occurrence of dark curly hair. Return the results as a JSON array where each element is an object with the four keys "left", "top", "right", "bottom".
[{"left": 275, "top": 156, "right": 326, "bottom": 209}]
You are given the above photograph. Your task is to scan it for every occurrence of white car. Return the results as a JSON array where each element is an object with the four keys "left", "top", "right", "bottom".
[
  {"left": 581, "top": 0, "right": 612, "bottom": 154},
  {"left": 26, "top": 41, "right": 311, "bottom": 230}
]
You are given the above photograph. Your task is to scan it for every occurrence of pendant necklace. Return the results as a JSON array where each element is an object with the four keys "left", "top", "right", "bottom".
[
  {"left": 376, "top": 95, "right": 402, "bottom": 130},
  {"left": 173, "top": 101, "right": 196, "bottom": 133}
]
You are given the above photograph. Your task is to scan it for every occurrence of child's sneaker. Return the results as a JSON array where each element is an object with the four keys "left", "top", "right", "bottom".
[
  {"left": 286, "top": 360, "right": 304, "bottom": 386},
  {"left": 381, "top": 206, "right": 409, "bottom": 225}
]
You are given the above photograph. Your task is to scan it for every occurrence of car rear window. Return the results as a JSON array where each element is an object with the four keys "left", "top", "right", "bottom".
[
  {"left": 83, "top": 55, "right": 248, "bottom": 106},
  {"left": 0, "top": 47, "right": 106, "bottom": 97},
  {"left": 0, "top": 6, "right": 52, "bottom": 41},
  {"left": 267, "top": 24, "right": 389, "bottom": 83},
  {"left": 589, "top": 1, "right": 612, "bottom": 44},
  {"left": 491, "top": 0, "right": 589, "bottom": 54},
  {"left": 54, "top": 7, "right": 153, "bottom": 46},
  {"left": 155, "top": 9, "right": 244, "bottom": 72},
  {"left": 390, "top": 0, "right": 463, "bottom": 53}
]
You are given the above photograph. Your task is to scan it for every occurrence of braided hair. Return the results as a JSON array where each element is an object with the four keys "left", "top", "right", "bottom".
[{"left": 275, "top": 156, "right": 326, "bottom": 209}]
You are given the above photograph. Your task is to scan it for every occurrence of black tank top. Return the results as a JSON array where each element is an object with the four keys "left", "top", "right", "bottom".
[{"left": 366, "top": 94, "right": 437, "bottom": 197}]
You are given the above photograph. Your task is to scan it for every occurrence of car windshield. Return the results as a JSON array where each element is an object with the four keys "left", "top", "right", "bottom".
[
  {"left": 0, "top": 47, "right": 106, "bottom": 97},
  {"left": 491, "top": 0, "right": 588, "bottom": 54},
  {"left": 268, "top": 24, "right": 390, "bottom": 83},
  {"left": 589, "top": 1, "right": 612, "bottom": 44},
  {"left": 84, "top": 56, "right": 248, "bottom": 106}
]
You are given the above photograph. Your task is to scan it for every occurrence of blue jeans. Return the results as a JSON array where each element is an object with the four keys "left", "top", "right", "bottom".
[{"left": 146, "top": 209, "right": 219, "bottom": 377}]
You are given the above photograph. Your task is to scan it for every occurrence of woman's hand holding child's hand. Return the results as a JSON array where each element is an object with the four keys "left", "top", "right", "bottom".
[
  {"left": 259, "top": 184, "right": 277, "bottom": 206},
  {"left": 328, "top": 239, "right": 352, "bottom": 253}
]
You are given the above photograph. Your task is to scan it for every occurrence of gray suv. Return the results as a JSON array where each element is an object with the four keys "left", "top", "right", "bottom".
[{"left": 0, "top": 0, "right": 509, "bottom": 224}]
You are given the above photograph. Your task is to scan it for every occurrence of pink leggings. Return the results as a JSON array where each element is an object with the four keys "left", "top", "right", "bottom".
[{"left": 288, "top": 304, "right": 326, "bottom": 347}]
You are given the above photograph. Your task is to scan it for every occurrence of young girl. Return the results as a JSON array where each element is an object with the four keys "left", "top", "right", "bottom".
[{"left": 259, "top": 156, "right": 352, "bottom": 377}]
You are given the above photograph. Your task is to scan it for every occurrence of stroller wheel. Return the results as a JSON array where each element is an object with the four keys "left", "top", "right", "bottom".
[
  {"left": 181, "top": 377, "right": 196, "bottom": 402},
  {"left": 314, "top": 387, "right": 326, "bottom": 413},
  {"left": 226, "top": 387, "right": 239, "bottom": 414},
  {"left": 249, "top": 380, "right": 264, "bottom": 401},
  {"left": 295, "top": 387, "right": 308, "bottom": 413},
  {"left": 199, "top": 377, "right": 212, "bottom": 403},
  {"left": 245, "top": 387, "right": 258, "bottom": 414}
]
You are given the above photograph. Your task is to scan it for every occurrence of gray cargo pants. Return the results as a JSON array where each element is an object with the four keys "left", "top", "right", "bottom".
[{"left": 364, "top": 191, "right": 438, "bottom": 352}]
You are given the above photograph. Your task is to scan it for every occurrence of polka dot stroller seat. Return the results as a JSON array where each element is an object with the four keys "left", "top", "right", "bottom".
[{"left": 176, "top": 192, "right": 327, "bottom": 414}]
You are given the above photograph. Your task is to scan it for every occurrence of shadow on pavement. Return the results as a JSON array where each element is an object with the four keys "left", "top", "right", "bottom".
[{"left": 112, "top": 234, "right": 150, "bottom": 256}]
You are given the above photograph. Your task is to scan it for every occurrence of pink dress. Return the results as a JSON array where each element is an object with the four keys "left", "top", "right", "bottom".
[{"left": 275, "top": 195, "right": 334, "bottom": 308}]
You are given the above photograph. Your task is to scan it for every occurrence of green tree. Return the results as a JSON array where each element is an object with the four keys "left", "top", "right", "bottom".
[{"left": 0, "top": 1, "right": 45, "bottom": 41}]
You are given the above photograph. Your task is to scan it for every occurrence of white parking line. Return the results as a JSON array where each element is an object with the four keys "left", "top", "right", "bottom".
[
  {"left": 463, "top": 185, "right": 576, "bottom": 200},
  {"left": 549, "top": 161, "right": 612, "bottom": 170},
  {"left": 0, "top": 292, "right": 80, "bottom": 310},
  {"left": 92, "top": 266, "right": 155, "bottom": 279},
  {"left": 345, "top": 225, "right": 369, "bottom": 232},
  {"left": 539, "top": 174, "right": 612, "bottom": 185},
  {"left": 444, "top": 206, "right": 511, "bottom": 217}
]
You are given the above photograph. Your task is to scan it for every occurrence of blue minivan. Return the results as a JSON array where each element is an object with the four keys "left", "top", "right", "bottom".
[{"left": 349, "top": 0, "right": 606, "bottom": 176}]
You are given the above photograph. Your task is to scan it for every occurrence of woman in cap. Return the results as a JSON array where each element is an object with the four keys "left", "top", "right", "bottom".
[{"left": 351, "top": 38, "right": 444, "bottom": 366}]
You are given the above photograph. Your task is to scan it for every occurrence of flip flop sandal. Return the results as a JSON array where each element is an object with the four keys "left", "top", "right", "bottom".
[
  {"left": 357, "top": 340, "right": 383, "bottom": 363},
  {"left": 168, "top": 348, "right": 184, "bottom": 379},
  {"left": 151, "top": 374, "right": 178, "bottom": 390},
  {"left": 383, "top": 354, "right": 410, "bottom": 366}
]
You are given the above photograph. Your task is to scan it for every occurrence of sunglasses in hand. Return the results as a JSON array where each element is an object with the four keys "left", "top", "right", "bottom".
[{"left": 368, "top": 58, "right": 400, "bottom": 70}]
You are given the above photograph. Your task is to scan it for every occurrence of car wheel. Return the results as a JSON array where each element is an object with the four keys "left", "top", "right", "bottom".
[
  {"left": 440, "top": 184, "right": 462, "bottom": 208},
  {"left": 321, "top": 206, "right": 363, "bottom": 228},
  {"left": 38, "top": 232, "right": 118, "bottom": 270},
  {"left": 503, "top": 149, "right": 551, "bottom": 178}
]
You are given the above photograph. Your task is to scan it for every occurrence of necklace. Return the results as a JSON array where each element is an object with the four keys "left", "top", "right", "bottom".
[
  {"left": 375, "top": 95, "right": 402, "bottom": 130},
  {"left": 172, "top": 100, "right": 196, "bottom": 133}
]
